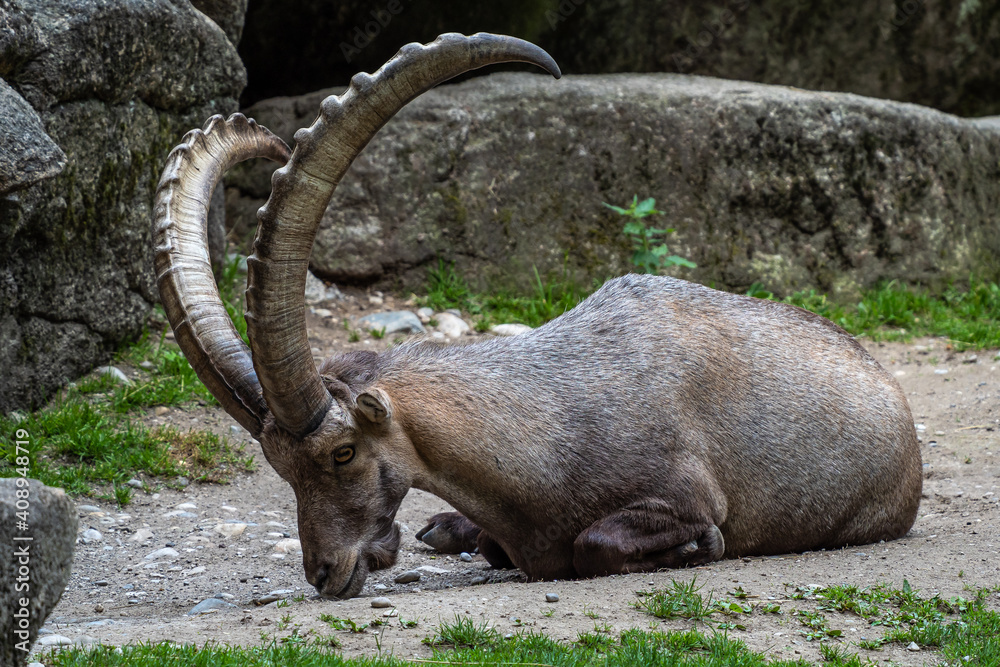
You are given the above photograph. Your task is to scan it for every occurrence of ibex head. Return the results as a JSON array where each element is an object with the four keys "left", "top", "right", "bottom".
[{"left": 153, "top": 34, "right": 560, "bottom": 598}]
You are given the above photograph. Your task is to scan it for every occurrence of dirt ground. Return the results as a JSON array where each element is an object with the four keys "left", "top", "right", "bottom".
[{"left": 33, "top": 288, "right": 1000, "bottom": 665}]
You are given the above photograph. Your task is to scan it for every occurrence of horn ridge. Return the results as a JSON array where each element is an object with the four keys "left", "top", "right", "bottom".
[
  {"left": 153, "top": 113, "right": 291, "bottom": 437},
  {"left": 246, "top": 32, "right": 560, "bottom": 437}
]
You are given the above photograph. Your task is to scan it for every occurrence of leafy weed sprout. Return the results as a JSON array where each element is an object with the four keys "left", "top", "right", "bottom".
[{"left": 603, "top": 195, "right": 696, "bottom": 274}]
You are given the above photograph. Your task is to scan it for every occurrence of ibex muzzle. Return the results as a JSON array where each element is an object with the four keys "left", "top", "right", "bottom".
[{"left": 153, "top": 33, "right": 922, "bottom": 599}]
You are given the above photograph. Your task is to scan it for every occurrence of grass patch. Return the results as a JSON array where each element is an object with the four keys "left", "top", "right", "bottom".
[
  {"left": 421, "top": 260, "right": 590, "bottom": 330},
  {"left": 0, "top": 254, "right": 255, "bottom": 505},
  {"left": 88, "top": 331, "right": 215, "bottom": 411},
  {"left": 216, "top": 252, "right": 250, "bottom": 344},
  {"left": 97, "top": 252, "right": 250, "bottom": 412},
  {"left": 0, "top": 387, "right": 254, "bottom": 504},
  {"left": 38, "top": 584, "right": 1000, "bottom": 665},
  {"left": 422, "top": 614, "right": 500, "bottom": 647},
  {"left": 635, "top": 578, "right": 752, "bottom": 629},
  {"left": 36, "top": 629, "right": 816, "bottom": 666},
  {"left": 635, "top": 577, "right": 720, "bottom": 623},
  {"left": 43, "top": 641, "right": 402, "bottom": 666},
  {"left": 790, "top": 580, "right": 1000, "bottom": 657},
  {"left": 424, "top": 260, "right": 1000, "bottom": 349},
  {"left": 759, "top": 279, "right": 1000, "bottom": 349}
]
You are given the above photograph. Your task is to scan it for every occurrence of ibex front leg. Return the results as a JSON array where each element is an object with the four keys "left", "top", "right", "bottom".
[
  {"left": 416, "top": 512, "right": 516, "bottom": 569},
  {"left": 573, "top": 498, "right": 724, "bottom": 577}
]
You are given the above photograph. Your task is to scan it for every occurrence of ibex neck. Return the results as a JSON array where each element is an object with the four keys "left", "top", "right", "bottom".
[{"left": 378, "top": 341, "right": 567, "bottom": 524}]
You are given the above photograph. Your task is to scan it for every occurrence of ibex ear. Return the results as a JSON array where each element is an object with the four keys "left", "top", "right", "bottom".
[{"left": 355, "top": 389, "right": 392, "bottom": 424}]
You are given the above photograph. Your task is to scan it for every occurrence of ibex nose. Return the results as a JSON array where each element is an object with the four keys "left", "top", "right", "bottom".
[{"left": 307, "top": 562, "right": 330, "bottom": 592}]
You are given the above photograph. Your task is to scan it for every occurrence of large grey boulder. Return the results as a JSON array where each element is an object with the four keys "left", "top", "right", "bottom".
[
  {"left": 0, "top": 78, "right": 65, "bottom": 194},
  {"left": 191, "top": 0, "right": 249, "bottom": 45},
  {"left": 227, "top": 73, "right": 1000, "bottom": 297},
  {"left": 236, "top": 0, "right": 1000, "bottom": 118},
  {"left": 542, "top": 0, "right": 1000, "bottom": 118},
  {"left": 0, "top": 478, "right": 77, "bottom": 667},
  {"left": 0, "top": 0, "right": 40, "bottom": 78},
  {"left": 0, "top": 0, "right": 244, "bottom": 412}
]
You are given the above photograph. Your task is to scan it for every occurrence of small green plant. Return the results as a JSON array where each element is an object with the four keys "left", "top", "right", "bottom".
[
  {"left": 216, "top": 252, "right": 248, "bottom": 322},
  {"left": 312, "top": 634, "right": 341, "bottom": 649},
  {"left": 635, "top": 577, "right": 716, "bottom": 622},
  {"left": 603, "top": 196, "right": 696, "bottom": 274},
  {"left": 576, "top": 630, "right": 614, "bottom": 650},
  {"left": 423, "top": 615, "right": 499, "bottom": 647},
  {"left": 398, "top": 617, "right": 418, "bottom": 629},
  {"left": 370, "top": 326, "right": 386, "bottom": 340},
  {"left": 582, "top": 604, "right": 600, "bottom": 619},
  {"left": 278, "top": 628, "right": 305, "bottom": 645},
  {"left": 319, "top": 614, "right": 368, "bottom": 633},
  {"left": 815, "top": 584, "right": 888, "bottom": 618},
  {"left": 341, "top": 319, "right": 362, "bottom": 343},
  {"left": 276, "top": 613, "right": 292, "bottom": 630},
  {"left": 794, "top": 609, "right": 843, "bottom": 641},
  {"left": 819, "top": 643, "right": 877, "bottom": 665},
  {"left": 728, "top": 586, "right": 751, "bottom": 600}
]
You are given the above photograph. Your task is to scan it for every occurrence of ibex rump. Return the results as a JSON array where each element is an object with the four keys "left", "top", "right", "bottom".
[{"left": 154, "top": 33, "right": 922, "bottom": 599}]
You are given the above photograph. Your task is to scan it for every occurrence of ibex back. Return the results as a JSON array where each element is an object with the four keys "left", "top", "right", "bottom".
[{"left": 153, "top": 33, "right": 921, "bottom": 599}]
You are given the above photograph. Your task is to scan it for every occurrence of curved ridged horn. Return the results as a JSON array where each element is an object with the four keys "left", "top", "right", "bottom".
[
  {"left": 247, "top": 32, "right": 561, "bottom": 437},
  {"left": 153, "top": 114, "right": 291, "bottom": 438}
]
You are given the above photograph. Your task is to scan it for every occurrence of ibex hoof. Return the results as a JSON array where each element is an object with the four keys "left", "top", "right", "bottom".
[
  {"left": 415, "top": 512, "right": 481, "bottom": 554},
  {"left": 676, "top": 540, "right": 699, "bottom": 557}
]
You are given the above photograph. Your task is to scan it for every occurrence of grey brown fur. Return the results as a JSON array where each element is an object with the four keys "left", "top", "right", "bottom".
[
  {"left": 153, "top": 33, "right": 921, "bottom": 600},
  {"left": 262, "top": 274, "right": 921, "bottom": 597}
]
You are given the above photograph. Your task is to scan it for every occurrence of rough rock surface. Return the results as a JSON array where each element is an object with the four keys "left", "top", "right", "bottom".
[
  {"left": 542, "top": 0, "right": 1000, "bottom": 118},
  {"left": 0, "top": 0, "right": 245, "bottom": 412},
  {"left": 191, "top": 0, "right": 248, "bottom": 46},
  {"left": 0, "top": 478, "right": 77, "bottom": 667},
  {"left": 236, "top": 0, "right": 1000, "bottom": 118},
  {"left": 238, "top": 0, "right": 552, "bottom": 103},
  {"left": 0, "top": 78, "right": 65, "bottom": 194},
  {"left": 228, "top": 73, "right": 1000, "bottom": 297}
]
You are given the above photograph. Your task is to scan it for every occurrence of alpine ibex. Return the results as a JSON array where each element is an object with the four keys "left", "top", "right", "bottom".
[{"left": 154, "top": 33, "right": 922, "bottom": 599}]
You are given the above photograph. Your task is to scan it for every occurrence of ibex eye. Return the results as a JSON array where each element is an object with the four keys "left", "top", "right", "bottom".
[{"left": 333, "top": 446, "right": 355, "bottom": 465}]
